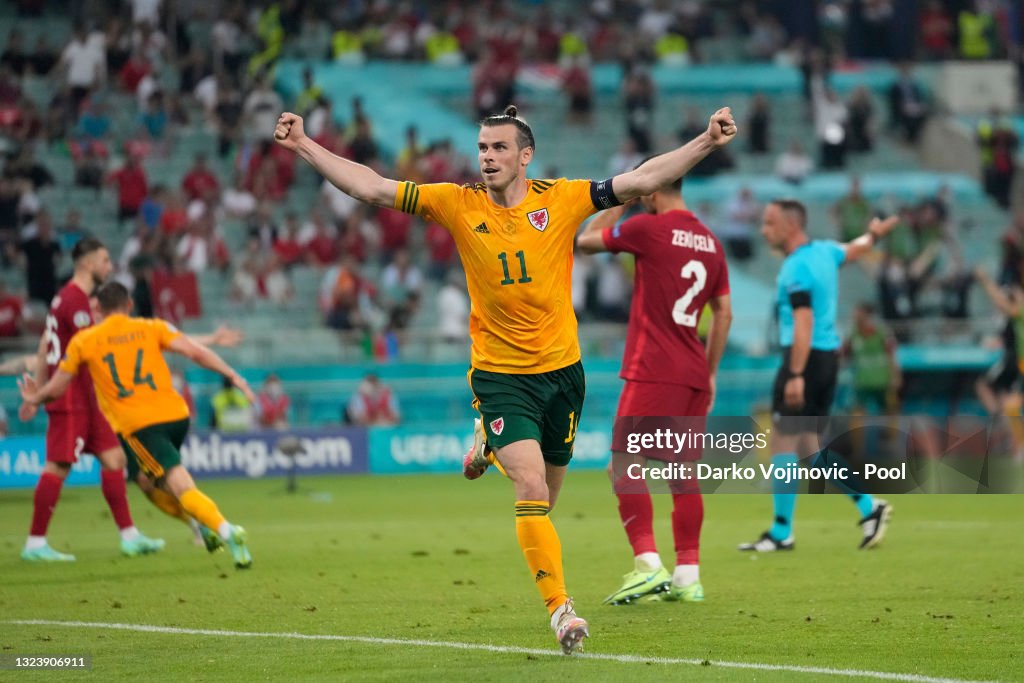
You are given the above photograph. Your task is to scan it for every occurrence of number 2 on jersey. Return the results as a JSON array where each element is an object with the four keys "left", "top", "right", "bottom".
[
  {"left": 672, "top": 260, "right": 707, "bottom": 328},
  {"left": 102, "top": 350, "right": 157, "bottom": 398}
]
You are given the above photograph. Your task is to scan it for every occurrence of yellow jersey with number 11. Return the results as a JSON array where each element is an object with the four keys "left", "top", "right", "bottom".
[
  {"left": 395, "top": 178, "right": 604, "bottom": 373},
  {"left": 60, "top": 313, "right": 190, "bottom": 434}
]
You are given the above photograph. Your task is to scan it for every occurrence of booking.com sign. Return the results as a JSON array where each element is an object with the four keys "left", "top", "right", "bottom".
[
  {"left": 0, "top": 428, "right": 369, "bottom": 489},
  {"left": 180, "top": 428, "right": 367, "bottom": 478}
]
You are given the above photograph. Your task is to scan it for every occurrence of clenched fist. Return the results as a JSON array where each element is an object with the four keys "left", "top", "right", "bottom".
[
  {"left": 707, "top": 107, "right": 737, "bottom": 147},
  {"left": 274, "top": 112, "right": 306, "bottom": 151}
]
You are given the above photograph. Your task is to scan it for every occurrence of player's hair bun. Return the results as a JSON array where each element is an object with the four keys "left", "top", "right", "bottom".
[{"left": 479, "top": 104, "right": 535, "bottom": 151}]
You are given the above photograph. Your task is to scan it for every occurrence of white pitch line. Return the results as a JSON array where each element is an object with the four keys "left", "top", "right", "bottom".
[{"left": 8, "top": 620, "right": 996, "bottom": 683}]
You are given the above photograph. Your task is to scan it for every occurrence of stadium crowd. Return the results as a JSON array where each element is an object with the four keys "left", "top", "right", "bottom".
[{"left": 0, "top": 0, "right": 1020, "bottom": 360}]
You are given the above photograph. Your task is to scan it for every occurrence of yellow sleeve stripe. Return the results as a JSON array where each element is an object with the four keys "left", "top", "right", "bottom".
[{"left": 399, "top": 182, "right": 420, "bottom": 214}]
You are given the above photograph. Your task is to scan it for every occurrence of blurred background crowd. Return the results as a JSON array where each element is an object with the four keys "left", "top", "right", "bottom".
[{"left": 1, "top": 0, "right": 1022, "bottom": 431}]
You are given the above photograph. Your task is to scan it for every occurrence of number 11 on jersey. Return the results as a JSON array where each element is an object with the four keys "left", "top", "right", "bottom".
[{"left": 498, "top": 251, "right": 532, "bottom": 285}]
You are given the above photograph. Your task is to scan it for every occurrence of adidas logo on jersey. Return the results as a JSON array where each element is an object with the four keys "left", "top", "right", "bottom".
[{"left": 474, "top": 222, "right": 490, "bottom": 234}]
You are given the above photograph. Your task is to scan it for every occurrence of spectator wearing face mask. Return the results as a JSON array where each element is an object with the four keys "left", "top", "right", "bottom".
[
  {"left": 256, "top": 373, "right": 290, "bottom": 429},
  {"left": 344, "top": 373, "right": 400, "bottom": 426}
]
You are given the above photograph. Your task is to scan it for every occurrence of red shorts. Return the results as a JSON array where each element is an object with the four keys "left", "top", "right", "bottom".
[
  {"left": 45, "top": 408, "right": 120, "bottom": 464},
  {"left": 611, "top": 381, "right": 711, "bottom": 462}
]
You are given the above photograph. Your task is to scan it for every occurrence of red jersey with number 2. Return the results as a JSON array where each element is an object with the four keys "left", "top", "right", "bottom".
[
  {"left": 602, "top": 209, "right": 730, "bottom": 391},
  {"left": 44, "top": 282, "right": 96, "bottom": 413}
]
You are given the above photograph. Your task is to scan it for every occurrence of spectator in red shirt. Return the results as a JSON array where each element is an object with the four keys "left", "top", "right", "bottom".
[
  {"left": 313, "top": 114, "right": 347, "bottom": 157},
  {"left": 109, "top": 155, "right": 148, "bottom": 224},
  {"left": 919, "top": 0, "right": 954, "bottom": 60},
  {"left": 425, "top": 221, "right": 456, "bottom": 280},
  {"left": 118, "top": 50, "right": 151, "bottom": 93},
  {"left": 273, "top": 212, "right": 305, "bottom": 267},
  {"left": 338, "top": 215, "right": 367, "bottom": 263},
  {"left": 531, "top": 8, "right": 562, "bottom": 62},
  {"left": 376, "top": 205, "right": 411, "bottom": 258},
  {"left": 256, "top": 373, "right": 290, "bottom": 429},
  {"left": 249, "top": 154, "right": 287, "bottom": 201},
  {"left": 344, "top": 373, "right": 400, "bottom": 426},
  {"left": 562, "top": 55, "right": 593, "bottom": 123},
  {"left": 244, "top": 140, "right": 295, "bottom": 196},
  {"left": 181, "top": 152, "right": 221, "bottom": 202},
  {"left": 0, "top": 280, "right": 25, "bottom": 337},
  {"left": 158, "top": 190, "right": 188, "bottom": 237},
  {"left": 304, "top": 212, "right": 339, "bottom": 266},
  {"left": 421, "top": 140, "right": 457, "bottom": 183}
]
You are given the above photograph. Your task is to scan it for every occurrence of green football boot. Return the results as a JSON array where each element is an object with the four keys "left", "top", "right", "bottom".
[
  {"left": 121, "top": 533, "right": 166, "bottom": 557},
  {"left": 225, "top": 525, "right": 252, "bottom": 569},
  {"left": 21, "top": 543, "right": 76, "bottom": 562},
  {"left": 603, "top": 566, "right": 671, "bottom": 605},
  {"left": 198, "top": 524, "right": 225, "bottom": 553},
  {"left": 663, "top": 581, "right": 705, "bottom": 603}
]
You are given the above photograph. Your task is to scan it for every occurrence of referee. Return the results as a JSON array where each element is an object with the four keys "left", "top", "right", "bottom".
[{"left": 739, "top": 199, "right": 898, "bottom": 552}]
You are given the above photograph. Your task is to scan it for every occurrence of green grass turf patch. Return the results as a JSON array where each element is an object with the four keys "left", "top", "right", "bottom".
[{"left": 0, "top": 471, "right": 1021, "bottom": 681}]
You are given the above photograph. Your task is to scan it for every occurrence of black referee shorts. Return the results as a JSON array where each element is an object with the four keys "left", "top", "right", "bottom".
[
  {"left": 982, "top": 352, "right": 1020, "bottom": 393},
  {"left": 771, "top": 348, "right": 839, "bottom": 435}
]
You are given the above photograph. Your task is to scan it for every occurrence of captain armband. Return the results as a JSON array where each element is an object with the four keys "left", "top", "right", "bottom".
[{"left": 590, "top": 178, "right": 623, "bottom": 210}]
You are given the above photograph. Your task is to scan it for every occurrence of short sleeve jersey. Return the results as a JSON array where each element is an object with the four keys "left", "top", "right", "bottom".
[
  {"left": 60, "top": 314, "right": 190, "bottom": 434},
  {"left": 44, "top": 282, "right": 96, "bottom": 413},
  {"left": 776, "top": 240, "right": 846, "bottom": 351},
  {"left": 395, "top": 178, "right": 607, "bottom": 373},
  {"left": 602, "top": 209, "right": 730, "bottom": 390}
]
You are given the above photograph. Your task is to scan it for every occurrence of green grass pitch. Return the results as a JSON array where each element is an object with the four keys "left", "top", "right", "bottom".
[{"left": 0, "top": 470, "right": 1021, "bottom": 681}]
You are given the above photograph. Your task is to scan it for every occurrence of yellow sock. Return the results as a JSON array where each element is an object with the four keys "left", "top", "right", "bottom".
[
  {"left": 145, "top": 488, "right": 191, "bottom": 524},
  {"left": 178, "top": 488, "right": 227, "bottom": 533},
  {"left": 515, "top": 501, "right": 567, "bottom": 615}
]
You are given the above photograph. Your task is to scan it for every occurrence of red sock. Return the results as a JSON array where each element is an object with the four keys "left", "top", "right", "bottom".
[
  {"left": 29, "top": 472, "right": 64, "bottom": 536},
  {"left": 615, "top": 477, "right": 656, "bottom": 556},
  {"left": 100, "top": 469, "right": 134, "bottom": 530},
  {"left": 670, "top": 478, "right": 703, "bottom": 566}
]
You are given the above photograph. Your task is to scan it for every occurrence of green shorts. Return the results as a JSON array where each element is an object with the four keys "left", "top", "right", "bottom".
[
  {"left": 468, "top": 361, "right": 585, "bottom": 467},
  {"left": 120, "top": 418, "right": 190, "bottom": 481}
]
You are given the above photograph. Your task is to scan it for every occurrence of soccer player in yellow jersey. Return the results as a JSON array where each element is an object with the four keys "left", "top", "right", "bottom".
[
  {"left": 19, "top": 282, "right": 257, "bottom": 569},
  {"left": 274, "top": 103, "right": 737, "bottom": 652}
]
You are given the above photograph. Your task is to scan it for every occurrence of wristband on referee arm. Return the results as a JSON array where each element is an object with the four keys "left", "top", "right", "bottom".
[{"left": 785, "top": 368, "right": 804, "bottom": 379}]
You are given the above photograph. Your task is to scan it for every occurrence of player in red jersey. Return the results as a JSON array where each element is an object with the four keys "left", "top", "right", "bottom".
[
  {"left": 18, "top": 238, "right": 165, "bottom": 562},
  {"left": 577, "top": 172, "right": 732, "bottom": 604}
]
